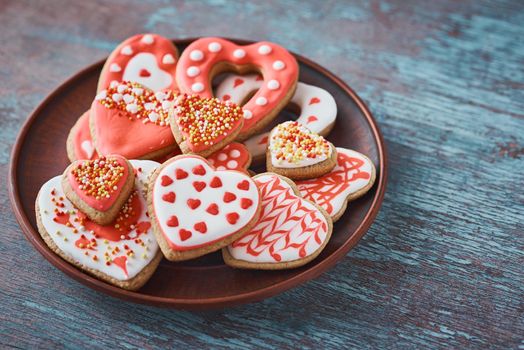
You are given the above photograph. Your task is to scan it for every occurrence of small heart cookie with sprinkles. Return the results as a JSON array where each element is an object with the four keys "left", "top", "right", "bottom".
[
  {"left": 175, "top": 37, "right": 299, "bottom": 141},
  {"left": 266, "top": 121, "right": 337, "bottom": 180},
  {"left": 223, "top": 172, "right": 332, "bottom": 270},
  {"left": 90, "top": 81, "right": 180, "bottom": 160},
  {"left": 147, "top": 155, "right": 261, "bottom": 261},
  {"left": 169, "top": 94, "right": 244, "bottom": 158},
  {"left": 66, "top": 111, "right": 99, "bottom": 162},
  {"left": 36, "top": 160, "right": 162, "bottom": 290},
  {"left": 98, "top": 33, "right": 179, "bottom": 92},
  {"left": 61, "top": 155, "right": 135, "bottom": 225}
]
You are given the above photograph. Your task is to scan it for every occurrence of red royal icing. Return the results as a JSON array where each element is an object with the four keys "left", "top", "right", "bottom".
[
  {"left": 223, "top": 192, "right": 237, "bottom": 203},
  {"left": 112, "top": 256, "right": 128, "bottom": 277},
  {"left": 210, "top": 176, "right": 222, "bottom": 188},
  {"left": 207, "top": 143, "right": 251, "bottom": 174},
  {"left": 309, "top": 97, "right": 320, "bottom": 105},
  {"left": 194, "top": 222, "right": 207, "bottom": 234},
  {"left": 176, "top": 38, "right": 299, "bottom": 137},
  {"left": 71, "top": 111, "right": 99, "bottom": 161},
  {"left": 187, "top": 198, "right": 201, "bottom": 209},
  {"left": 241, "top": 198, "right": 253, "bottom": 209},
  {"left": 192, "top": 165, "right": 206, "bottom": 176},
  {"left": 206, "top": 203, "right": 219, "bottom": 215},
  {"left": 176, "top": 168, "right": 189, "bottom": 179},
  {"left": 226, "top": 212, "right": 239, "bottom": 225},
  {"left": 179, "top": 229, "right": 192, "bottom": 241},
  {"left": 237, "top": 180, "right": 250, "bottom": 191},
  {"left": 67, "top": 156, "right": 129, "bottom": 212},
  {"left": 167, "top": 215, "right": 179, "bottom": 227},
  {"left": 98, "top": 34, "right": 178, "bottom": 92},
  {"left": 162, "top": 191, "right": 176, "bottom": 203},
  {"left": 161, "top": 175, "right": 173, "bottom": 186},
  {"left": 193, "top": 181, "right": 207, "bottom": 192}
]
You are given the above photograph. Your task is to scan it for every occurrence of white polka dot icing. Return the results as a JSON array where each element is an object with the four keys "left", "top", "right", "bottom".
[
  {"left": 230, "top": 150, "right": 241, "bottom": 158},
  {"left": 121, "top": 45, "right": 133, "bottom": 55},
  {"left": 233, "top": 49, "right": 246, "bottom": 58},
  {"left": 141, "top": 34, "right": 154, "bottom": 44},
  {"left": 218, "top": 153, "right": 227, "bottom": 161},
  {"left": 187, "top": 66, "right": 200, "bottom": 77},
  {"left": 109, "top": 63, "right": 122, "bottom": 72},
  {"left": 208, "top": 42, "right": 222, "bottom": 52},
  {"left": 255, "top": 97, "right": 268, "bottom": 106},
  {"left": 190, "top": 50, "right": 204, "bottom": 61},
  {"left": 192, "top": 82, "right": 204, "bottom": 92},
  {"left": 162, "top": 54, "right": 176, "bottom": 64},
  {"left": 267, "top": 80, "right": 280, "bottom": 90},
  {"left": 243, "top": 109, "right": 253, "bottom": 119},
  {"left": 273, "top": 60, "right": 285, "bottom": 70},
  {"left": 227, "top": 160, "right": 238, "bottom": 168},
  {"left": 258, "top": 45, "right": 272, "bottom": 55}
]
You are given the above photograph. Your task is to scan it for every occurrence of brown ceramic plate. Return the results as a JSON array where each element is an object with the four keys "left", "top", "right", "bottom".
[{"left": 9, "top": 38, "right": 387, "bottom": 310}]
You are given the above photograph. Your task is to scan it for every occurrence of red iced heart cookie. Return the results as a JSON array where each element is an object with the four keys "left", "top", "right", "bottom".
[
  {"left": 175, "top": 37, "right": 299, "bottom": 140},
  {"left": 206, "top": 142, "right": 251, "bottom": 174},
  {"left": 267, "top": 121, "right": 337, "bottom": 180},
  {"left": 148, "top": 155, "right": 261, "bottom": 261},
  {"left": 66, "top": 111, "right": 99, "bottom": 162},
  {"left": 98, "top": 33, "right": 179, "bottom": 92},
  {"left": 169, "top": 94, "right": 244, "bottom": 157},
  {"left": 36, "top": 160, "right": 162, "bottom": 290},
  {"left": 62, "top": 155, "right": 135, "bottom": 225},
  {"left": 297, "top": 148, "right": 376, "bottom": 222},
  {"left": 91, "top": 81, "right": 180, "bottom": 159},
  {"left": 223, "top": 173, "right": 332, "bottom": 269}
]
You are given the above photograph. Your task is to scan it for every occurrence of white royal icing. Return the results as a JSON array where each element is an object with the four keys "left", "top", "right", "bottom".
[
  {"left": 227, "top": 173, "right": 329, "bottom": 263},
  {"left": 36, "top": 160, "right": 160, "bottom": 281},
  {"left": 122, "top": 52, "right": 173, "bottom": 91},
  {"left": 215, "top": 74, "right": 337, "bottom": 158},
  {"left": 152, "top": 156, "right": 260, "bottom": 250},
  {"left": 268, "top": 121, "right": 332, "bottom": 168}
]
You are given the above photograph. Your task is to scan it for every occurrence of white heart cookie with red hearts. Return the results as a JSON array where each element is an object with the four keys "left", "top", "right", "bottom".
[
  {"left": 297, "top": 148, "right": 376, "bottom": 222},
  {"left": 223, "top": 173, "right": 332, "bottom": 269},
  {"left": 267, "top": 121, "right": 337, "bottom": 180},
  {"left": 91, "top": 81, "right": 179, "bottom": 159},
  {"left": 175, "top": 37, "right": 299, "bottom": 140},
  {"left": 148, "top": 155, "right": 261, "bottom": 261},
  {"left": 35, "top": 160, "right": 162, "bottom": 290},
  {"left": 98, "top": 33, "right": 178, "bottom": 92}
]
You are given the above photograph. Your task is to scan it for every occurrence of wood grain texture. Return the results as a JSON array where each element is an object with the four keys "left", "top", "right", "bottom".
[{"left": 1, "top": 0, "right": 523, "bottom": 348}]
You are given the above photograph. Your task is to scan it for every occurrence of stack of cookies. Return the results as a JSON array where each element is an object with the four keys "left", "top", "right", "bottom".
[{"left": 36, "top": 34, "right": 376, "bottom": 290}]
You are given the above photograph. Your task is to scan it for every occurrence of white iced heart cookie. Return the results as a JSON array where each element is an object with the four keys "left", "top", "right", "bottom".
[
  {"left": 35, "top": 160, "right": 162, "bottom": 290},
  {"left": 266, "top": 121, "right": 337, "bottom": 180},
  {"left": 148, "top": 155, "right": 261, "bottom": 261},
  {"left": 97, "top": 33, "right": 178, "bottom": 92},
  {"left": 223, "top": 172, "right": 332, "bottom": 269}
]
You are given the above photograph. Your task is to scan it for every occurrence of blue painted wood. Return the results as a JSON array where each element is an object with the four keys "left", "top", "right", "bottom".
[{"left": 1, "top": 0, "right": 523, "bottom": 348}]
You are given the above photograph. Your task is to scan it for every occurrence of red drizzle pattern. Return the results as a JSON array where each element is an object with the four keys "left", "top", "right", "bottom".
[
  {"left": 297, "top": 153, "right": 371, "bottom": 214},
  {"left": 231, "top": 176, "right": 328, "bottom": 262}
]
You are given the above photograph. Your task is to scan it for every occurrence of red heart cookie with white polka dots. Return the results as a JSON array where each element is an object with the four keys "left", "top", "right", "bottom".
[
  {"left": 90, "top": 81, "right": 179, "bottom": 159},
  {"left": 148, "top": 155, "right": 261, "bottom": 261},
  {"left": 169, "top": 94, "right": 244, "bottom": 157},
  {"left": 207, "top": 142, "right": 251, "bottom": 174},
  {"left": 98, "top": 33, "right": 178, "bottom": 92},
  {"left": 175, "top": 37, "right": 299, "bottom": 141},
  {"left": 62, "top": 155, "right": 135, "bottom": 225}
]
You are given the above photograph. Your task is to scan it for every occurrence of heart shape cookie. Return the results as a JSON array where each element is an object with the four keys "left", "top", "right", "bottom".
[
  {"left": 36, "top": 160, "right": 162, "bottom": 290},
  {"left": 266, "top": 121, "right": 337, "bottom": 180},
  {"left": 216, "top": 74, "right": 338, "bottom": 162},
  {"left": 98, "top": 33, "right": 178, "bottom": 92},
  {"left": 175, "top": 37, "right": 299, "bottom": 140},
  {"left": 148, "top": 155, "right": 261, "bottom": 261},
  {"left": 223, "top": 173, "right": 332, "bottom": 269},
  {"left": 169, "top": 94, "right": 244, "bottom": 157},
  {"left": 90, "top": 81, "right": 179, "bottom": 159},
  {"left": 62, "top": 155, "right": 135, "bottom": 225},
  {"left": 297, "top": 148, "right": 376, "bottom": 222}
]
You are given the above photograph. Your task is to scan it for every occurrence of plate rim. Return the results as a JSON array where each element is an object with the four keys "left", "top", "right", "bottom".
[{"left": 8, "top": 37, "right": 388, "bottom": 309}]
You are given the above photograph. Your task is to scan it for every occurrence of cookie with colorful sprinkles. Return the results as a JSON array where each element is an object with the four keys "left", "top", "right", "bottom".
[
  {"left": 266, "top": 121, "right": 337, "bottom": 180},
  {"left": 223, "top": 172, "right": 333, "bottom": 270},
  {"left": 61, "top": 155, "right": 135, "bottom": 225},
  {"left": 175, "top": 37, "right": 299, "bottom": 141},
  {"left": 35, "top": 160, "right": 163, "bottom": 291},
  {"left": 169, "top": 94, "right": 244, "bottom": 158},
  {"left": 97, "top": 33, "right": 179, "bottom": 92},
  {"left": 147, "top": 155, "right": 261, "bottom": 261},
  {"left": 90, "top": 81, "right": 180, "bottom": 160}
]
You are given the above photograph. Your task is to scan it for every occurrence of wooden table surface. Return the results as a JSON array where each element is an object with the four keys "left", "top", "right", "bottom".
[{"left": 1, "top": 0, "right": 523, "bottom": 348}]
